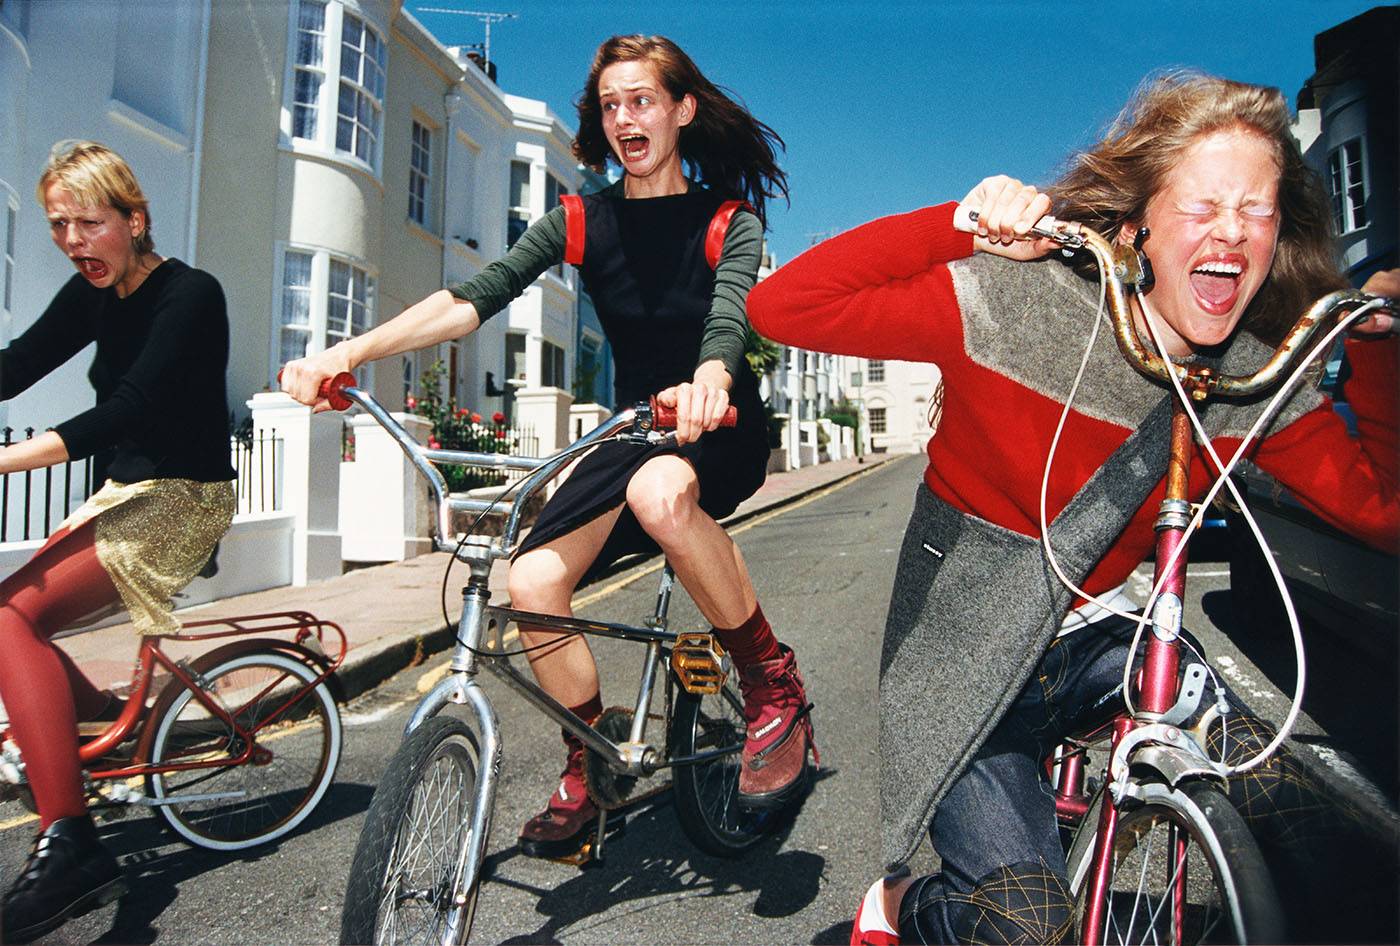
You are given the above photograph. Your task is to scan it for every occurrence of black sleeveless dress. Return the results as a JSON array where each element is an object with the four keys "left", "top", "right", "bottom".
[{"left": 515, "top": 188, "right": 770, "bottom": 580}]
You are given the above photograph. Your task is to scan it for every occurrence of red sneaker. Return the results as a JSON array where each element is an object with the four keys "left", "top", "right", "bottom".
[
  {"left": 851, "top": 877, "right": 902, "bottom": 946},
  {"left": 737, "top": 643, "right": 816, "bottom": 808},
  {"left": 518, "top": 745, "right": 598, "bottom": 859}
]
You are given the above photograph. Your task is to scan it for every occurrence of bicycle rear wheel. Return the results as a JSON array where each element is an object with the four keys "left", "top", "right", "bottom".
[
  {"left": 669, "top": 681, "right": 773, "bottom": 856},
  {"left": 341, "top": 715, "right": 484, "bottom": 946},
  {"left": 146, "top": 649, "right": 341, "bottom": 851},
  {"left": 1066, "top": 780, "right": 1283, "bottom": 944}
]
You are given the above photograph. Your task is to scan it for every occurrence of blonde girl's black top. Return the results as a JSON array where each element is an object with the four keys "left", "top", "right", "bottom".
[{"left": 1, "top": 259, "right": 236, "bottom": 483}]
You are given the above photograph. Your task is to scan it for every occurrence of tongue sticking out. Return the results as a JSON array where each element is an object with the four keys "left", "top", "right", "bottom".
[
  {"left": 1190, "top": 271, "right": 1237, "bottom": 307},
  {"left": 77, "top": 258, "right": 109, "bottom": 281}
]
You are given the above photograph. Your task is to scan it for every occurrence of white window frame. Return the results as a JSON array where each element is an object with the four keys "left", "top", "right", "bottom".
[
  {"left": 506, "top": 160, "right": 530, "bottom": 249},
  {"left": 408, "top": 120, "right": 432, "bottom": 229},
  {"left": 272, "top": 244, "right": 377, "bottom": 387},
  {"left": 541, "top": 339, "right": 566, "bottom": 390},
  {"left": 290, "top": 0, "right": 327, "bottom": 142},
  {"left": 282, "top": 0, "right": 387, "bottom": 176},
  {"left": 2, "top": 185, "right": 17, "bottom": 326},
  {"left": 867, "top": 359, "right": 885, "bottom": 383},
  {"left": 869, "top": 406, "right": 888, "bottom": 435},
  {"left": 1327, "top": 137, "right": 1368, "bottom": 235}
]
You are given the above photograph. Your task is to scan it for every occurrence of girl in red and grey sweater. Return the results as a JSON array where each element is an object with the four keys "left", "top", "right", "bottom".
[{"left": 750, "top": 73, "right": 1396, "bottom": 944}]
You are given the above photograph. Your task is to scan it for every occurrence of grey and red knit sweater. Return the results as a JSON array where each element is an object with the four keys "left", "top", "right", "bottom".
[{"left": 749, "top": 202, "right": 1398, "bottom": 582}]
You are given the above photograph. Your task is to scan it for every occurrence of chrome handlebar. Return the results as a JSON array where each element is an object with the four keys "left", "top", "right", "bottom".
[
  {"left": 333, "top": 381, "right": 654, "bottom": 558},
  {"left": 957, "top": 208, "right": 1393, "bottom": 400}
]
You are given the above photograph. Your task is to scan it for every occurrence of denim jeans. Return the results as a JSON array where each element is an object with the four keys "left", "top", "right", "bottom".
[
  {"left": 898, "top": 611, "right": 1392, "bottom": 944},
  {"left": 899, "top": 614, "right": 1192, "bottom": 945}
]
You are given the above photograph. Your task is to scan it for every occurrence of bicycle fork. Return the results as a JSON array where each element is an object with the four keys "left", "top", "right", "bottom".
[{"left": 407, "top": 547, "right": 501, "bottom": 946}]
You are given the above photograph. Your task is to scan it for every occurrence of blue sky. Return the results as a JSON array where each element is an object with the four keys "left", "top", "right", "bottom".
[{"left": 407, "top": 1, "right": 1385, "bottom": 266}]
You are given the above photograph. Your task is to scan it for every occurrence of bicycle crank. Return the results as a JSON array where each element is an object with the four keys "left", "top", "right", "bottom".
[{"left": 584, "top": 707, "right": 640, "bottom": 809}]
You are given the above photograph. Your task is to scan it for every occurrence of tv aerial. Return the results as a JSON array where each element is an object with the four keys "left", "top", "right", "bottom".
[{"left": 417, "top": 7, "right": 518, "bottom": 67}]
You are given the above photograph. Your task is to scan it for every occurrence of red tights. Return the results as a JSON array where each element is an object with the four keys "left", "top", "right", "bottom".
[{"left": 0, "top": 522, "right": 121, "bottom": 827}]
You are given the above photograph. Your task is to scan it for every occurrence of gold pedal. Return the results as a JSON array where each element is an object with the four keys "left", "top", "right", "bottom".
[{"left": 671, "top": 633, "right": 730, "bottom": 694}]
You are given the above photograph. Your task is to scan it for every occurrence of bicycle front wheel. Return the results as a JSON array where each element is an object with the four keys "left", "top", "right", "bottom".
[
  {"left": 1066, "top": 780, "right": 1283, "bottom": 944},
  {"left": 669, "top": 682, "right": 773, "bottom": 857},
  {"left": 341, "top": 716, "right": 484, "bottom": 946},
  {"left": 146, "top": 649, "right": 341, "bottom": 851}
]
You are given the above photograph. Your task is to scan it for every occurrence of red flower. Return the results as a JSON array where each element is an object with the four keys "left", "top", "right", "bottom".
[
  {"left": 406, "top": 396, "right": 417, "bottom": 410},
  {"left": 456, "top": 407, "right": 469, "bottom": 417},
  {"left": 492, "top": 411, "right": 505, "bottom": 424},
  {"left": 427, "top": 437, "right": 440, "bottom": 449},
  {"left": 496, "top": 431, "right": 507, "bottom": 440},
  {"left": 471, "top": 412, "right": 482, "bottom": 424}
]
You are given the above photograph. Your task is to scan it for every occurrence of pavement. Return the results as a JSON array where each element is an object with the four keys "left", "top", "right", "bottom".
[{"left": 53, "top": 452, "right": 900, "bottom": 702}]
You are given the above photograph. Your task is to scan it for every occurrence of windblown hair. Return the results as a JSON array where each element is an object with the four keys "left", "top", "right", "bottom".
[
  {"left": 37, "top": 140, "right": 154, "bottom": 254},
  {"left": 573, "top": 35, "right": 789, "bottom": 228},
  {"left": 1050, "top": 72, "right": 1343, "bottom": 344}
]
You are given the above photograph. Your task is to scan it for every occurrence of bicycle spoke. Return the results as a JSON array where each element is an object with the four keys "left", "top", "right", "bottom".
[{"left": 376, "top": 747, "right": 472, "bottom": 945}]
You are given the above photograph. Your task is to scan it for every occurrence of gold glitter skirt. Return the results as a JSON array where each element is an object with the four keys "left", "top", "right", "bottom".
[{"left": 60, "top": 479, "right": 235, "bottom": 635}]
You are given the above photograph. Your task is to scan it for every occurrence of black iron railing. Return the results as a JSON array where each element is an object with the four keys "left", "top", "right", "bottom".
[{"left": 0, "top": 427, "right": 284, "bottom": 543}]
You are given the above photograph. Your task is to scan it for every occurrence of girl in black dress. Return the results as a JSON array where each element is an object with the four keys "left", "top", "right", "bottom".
[{"left": 282, "top": 35, "right": 816, "bottom": 858}]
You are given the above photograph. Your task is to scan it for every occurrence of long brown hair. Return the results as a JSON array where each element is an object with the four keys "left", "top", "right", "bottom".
[
  {"left": 573, "top": 35, "right": 789, "bottom": 228},
  {"left": 1051, "top": 71, "right": 1343, "bottom": 344}
]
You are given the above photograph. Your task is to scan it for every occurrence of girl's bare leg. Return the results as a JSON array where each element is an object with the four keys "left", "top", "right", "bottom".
[
  {"left": 505, "top": 505, "right": 624, "bottom": 707},
  {"left": 624, "top": 454, "right": 755, "bottom": 627}
]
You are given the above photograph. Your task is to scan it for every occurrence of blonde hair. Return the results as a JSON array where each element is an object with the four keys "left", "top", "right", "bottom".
[
  {"left": 37, "top": 140, "right": 154, "bottom": 254},
  {"left": 1051, "top": 72, "right": 1343, "bottom": 344}
]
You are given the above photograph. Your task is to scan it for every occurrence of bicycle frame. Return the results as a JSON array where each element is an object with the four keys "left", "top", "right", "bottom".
[
  {"left": 334, "top": 383, "right": 739, "bottom": 910},
  {"left": 0, "top": 612, "right": 347, "bottom": 789}
]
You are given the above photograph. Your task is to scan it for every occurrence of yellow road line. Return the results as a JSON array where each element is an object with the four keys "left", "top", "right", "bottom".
[{"left": 414, "top": 461, "right": 886, "bottom": 689}]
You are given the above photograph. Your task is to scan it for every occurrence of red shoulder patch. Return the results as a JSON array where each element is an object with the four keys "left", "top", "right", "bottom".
[
  {"left": 561, "top": 194, "right": 585, "bottom": 265},
  {"left": 705, "top": 200, "right": 754, "bottom": 270}
]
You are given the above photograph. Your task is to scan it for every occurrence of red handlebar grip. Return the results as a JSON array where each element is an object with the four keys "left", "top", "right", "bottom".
[
  {"left": 650, "top": 397, "right": 738, "bottom": 430},
  {"left": 318, "top": 372, "right": 358, "bottom": 411}
]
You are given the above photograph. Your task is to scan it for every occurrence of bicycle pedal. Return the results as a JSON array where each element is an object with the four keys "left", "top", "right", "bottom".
[{"left": 671, "top": 633, "right": 730, "bottom": 694}]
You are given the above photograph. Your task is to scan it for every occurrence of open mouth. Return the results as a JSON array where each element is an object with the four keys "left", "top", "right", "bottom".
[
  {"left": 73, "top": 257, "right": 110, "bottom": 281},
  {"left": 1189, "top": 257, "right": 1244, "bottom": 312},
  {"left": 619, "top": 134, "right": 649, "bottom": 162}
]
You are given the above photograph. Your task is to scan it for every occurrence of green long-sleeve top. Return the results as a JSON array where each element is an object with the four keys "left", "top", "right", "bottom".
[{"left": 448, "top": 182, "right": 760, "bottom": 380}]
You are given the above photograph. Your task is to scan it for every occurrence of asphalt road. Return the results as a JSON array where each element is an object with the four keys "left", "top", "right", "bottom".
[{"left": 1, "top": 452, "right": 1393, "bottom": 944}]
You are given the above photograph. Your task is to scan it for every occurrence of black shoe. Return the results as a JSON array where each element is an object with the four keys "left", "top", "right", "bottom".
[
  {"left": 77, "top": 691, "right": 129, "bottom": 737},
  {"left": 2, "top": 816, "right": 126, "bottom": 943}
]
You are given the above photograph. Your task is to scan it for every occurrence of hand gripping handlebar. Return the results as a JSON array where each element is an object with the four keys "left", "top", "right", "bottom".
[
  {"left": 305, "top": 372, "right": 740, "bottom": 557},
  {"left": 954, "top": 205, "right": 1395, "bottom": 399},
  {"left": 649, "top": 397, "right": 738, "bottom": 430}
]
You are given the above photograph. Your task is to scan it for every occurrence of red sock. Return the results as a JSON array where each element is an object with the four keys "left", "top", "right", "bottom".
[
  {"left": 563, "top": 693, "right": 603, "bottom": 748},
  {"left": 714, "top": 604, "right": 780, "bottom": 670}
]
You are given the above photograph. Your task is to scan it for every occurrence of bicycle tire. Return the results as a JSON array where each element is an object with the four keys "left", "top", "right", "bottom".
[
  {"left": 146, "top": 649, "right": 341, "bottom": 851},
  {"left": 669, "top": 682, "right": 773, "bottom": 857},
  {"left": 341, "top": 716, "right": 484, "bottom": 946},
  {"left": 1065, "top": 780, "right": 1283, "bottom": 944}
]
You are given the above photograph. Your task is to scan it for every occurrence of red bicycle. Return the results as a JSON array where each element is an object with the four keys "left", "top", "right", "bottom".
[
  {"left": 0, "top": 611, "right": 346, "bottom": 851},
  {"left": 955, "top": 206, "right": 1395, "bottom": 944}
]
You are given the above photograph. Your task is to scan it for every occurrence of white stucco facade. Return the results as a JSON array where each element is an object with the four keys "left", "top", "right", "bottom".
[{"left": 0, "top": 0, "right": 210, "bottom": 533}]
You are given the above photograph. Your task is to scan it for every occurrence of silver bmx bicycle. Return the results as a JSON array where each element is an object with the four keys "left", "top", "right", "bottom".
[{"left": 324, "top": 378, "right": 778, "bottom": 945}]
